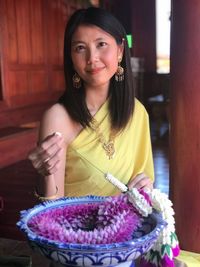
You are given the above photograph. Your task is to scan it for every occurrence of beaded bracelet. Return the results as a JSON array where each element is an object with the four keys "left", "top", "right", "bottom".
[{"left": 34, "top": 186, "right": 58, "bottom": 201}]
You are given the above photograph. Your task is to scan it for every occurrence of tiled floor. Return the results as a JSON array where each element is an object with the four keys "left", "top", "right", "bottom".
[
  {"left": 153, "top": 140, "right": 169, "bottom": 195},
  {"left": 151, "top": 120, "right": 169, "bottom": 195}
]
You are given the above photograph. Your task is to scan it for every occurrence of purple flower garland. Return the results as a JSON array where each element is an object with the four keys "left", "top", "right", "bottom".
[
  {"left": 28, "top": 185, "right": 180, "bottom": 267},
  {"left": 28, "top": 195, "right": 141, "bottom": 244}
]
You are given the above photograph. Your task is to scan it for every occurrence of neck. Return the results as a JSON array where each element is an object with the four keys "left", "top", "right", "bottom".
[{"left": 85, "top": 84, "right": 109, "bottom": 116}]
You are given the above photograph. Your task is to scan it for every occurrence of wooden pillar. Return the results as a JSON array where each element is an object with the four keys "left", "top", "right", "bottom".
[
  {"left": 102, "top": 0, "right": 156, "bottom": 72},
  {"left": 131, "top": 0, "right": 156, "bottom": 72},
  {"left": 170, "top": 0, "right": 200, "bottom": 253}
]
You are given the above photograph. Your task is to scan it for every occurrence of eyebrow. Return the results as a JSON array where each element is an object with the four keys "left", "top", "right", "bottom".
[
  {"left": 71, "top": 40, "right": 84, "bottom": 46},
  {"left": 71, "top": 37, "right": 106, "bottom": 46}
]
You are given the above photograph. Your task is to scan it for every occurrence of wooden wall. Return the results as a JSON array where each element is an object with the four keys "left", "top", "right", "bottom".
[
  {"left": 0, "top": 0, "right": 91, "bottom": 166},
  {"left": 0, "top": 0, "right": 78, "bottom": 127},
  {"left": 0, "top": 0, "right": 90, "bottom": 239}
]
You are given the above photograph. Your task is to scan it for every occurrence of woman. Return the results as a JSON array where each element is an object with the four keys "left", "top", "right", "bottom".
[{"left": 29, "top": 7, "right": 154, "bottom": 201}]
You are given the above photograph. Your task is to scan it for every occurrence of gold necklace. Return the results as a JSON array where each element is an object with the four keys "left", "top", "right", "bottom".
[{"left": 90, "top": 118, "right": 115, "bottom": 160}]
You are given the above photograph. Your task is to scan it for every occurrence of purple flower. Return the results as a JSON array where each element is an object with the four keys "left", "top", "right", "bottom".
[
  {"left": 172, "top": 245, "right": 180, "bottom": 257},
  {"left": 139, "top": 189, "right": 152, "bottom": 205},
  {"left": 160, "top": 255, "right": 175, "bottom": 267},
  {"left": 28, "top": 195, "right": 141, "bottom": 244}
]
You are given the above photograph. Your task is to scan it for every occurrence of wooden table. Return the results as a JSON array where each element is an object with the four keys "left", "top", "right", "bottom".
[
  {"left": 1, "top": 237, "right": 200, "bottom": 267},
  {"left": 0, "top": 238, "right": 49, "bottom": 267}
]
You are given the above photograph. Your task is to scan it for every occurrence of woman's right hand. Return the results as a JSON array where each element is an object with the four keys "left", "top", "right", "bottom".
[{"left": 28, "top": 132, "right": 64, "bottom": 177}]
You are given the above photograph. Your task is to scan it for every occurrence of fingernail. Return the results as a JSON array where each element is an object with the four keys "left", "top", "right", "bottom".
[{"left": 54, "top": 132, "right": 62, "bottom": 137}]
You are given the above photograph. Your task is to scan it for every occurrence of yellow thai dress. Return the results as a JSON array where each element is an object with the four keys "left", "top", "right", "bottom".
[{"left": 65, "top": 98, "right": 154, "bottom": 197}]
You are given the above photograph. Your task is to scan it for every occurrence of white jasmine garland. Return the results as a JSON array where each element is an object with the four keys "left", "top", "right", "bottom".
[
  {"left": 103, "top": 174, "right": 180, "bottom": 267},
  {"left": 105, "top": 173, "right": 128, "bottom": 193},
  {"left": 148, "top": 189, "right": 176, "bottom": 245},
  {"left": 127, "top": 188, "right": 152, "bottom": 217},
  {"left": 131, "top": 188, "right": 179, "bottom": 266}
]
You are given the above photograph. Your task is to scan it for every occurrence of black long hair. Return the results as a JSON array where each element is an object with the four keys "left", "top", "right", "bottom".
[{"left": 59, "top": 7, "right": 135, "bottom": 131}]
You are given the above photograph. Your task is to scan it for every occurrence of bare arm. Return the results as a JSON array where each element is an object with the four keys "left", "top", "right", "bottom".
[{"left": 29, "top": 104, "right": 71, "bottom": 199}]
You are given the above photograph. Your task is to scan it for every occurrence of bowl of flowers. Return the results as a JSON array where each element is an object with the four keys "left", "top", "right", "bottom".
[{"left": 17, "top": 174, "right": 180, "bottom": 267}]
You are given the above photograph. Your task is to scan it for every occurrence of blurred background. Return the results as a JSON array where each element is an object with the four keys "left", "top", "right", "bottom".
[
  {"left": 0, "top": 0, "right": 172, "bottom": 238},
  {"left": 1, "top": 0, "right": 200, "bottom": 259}
]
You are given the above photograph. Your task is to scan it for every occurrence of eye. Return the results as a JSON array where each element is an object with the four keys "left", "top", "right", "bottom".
[
  {"left": 74, "top": 44, "right": 86, "bottom": 53},
  {"left": 97, "top": 42, "right": 107, "bottom": 48}
]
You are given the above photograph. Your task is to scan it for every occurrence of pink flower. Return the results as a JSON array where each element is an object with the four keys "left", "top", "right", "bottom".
[
  {"left": 172, "top": 245, "right": 180, "bottom": 257},
  {"left": 160, "top": 255, "right": 175, "bottom": 267},
  {"left": 139, "top": 189, "right": 152, "bottom": 205},
  {"left": 28, "top": 195, "right": 141, "bottom": 244}
]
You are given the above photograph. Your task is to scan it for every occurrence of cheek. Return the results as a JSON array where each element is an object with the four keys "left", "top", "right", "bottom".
[
  {"left": 71, "top": 54, "right": 85, "bottom": 71},
  {"left": 103, "top": 50, "right": 118, "bottom": 70},
  {"left": 106, "top": 52, "right": 118, "bottom": 63}
]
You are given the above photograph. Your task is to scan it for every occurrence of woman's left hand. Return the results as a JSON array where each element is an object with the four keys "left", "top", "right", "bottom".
[{"left": 127, "top": 173, "right": 153, "bottom": 190}]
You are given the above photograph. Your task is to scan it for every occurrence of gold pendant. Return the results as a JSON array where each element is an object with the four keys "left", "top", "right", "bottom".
[
  {"left": 90, "top": 118, "right": 116, "bottom": 160},
  {"left": 103, "top": 141, "right": 115, "bottom": 159}
]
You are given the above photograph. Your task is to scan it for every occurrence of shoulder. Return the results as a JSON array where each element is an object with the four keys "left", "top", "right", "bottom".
[
  {"left": 134, "top": 98, "right": 149, "bottom": 117},
  {"left": 41, "top": 103, "right": 69, "bottom": 129},
  {"left": 40, "top": 103, "right": 80, "bottom": 145},
  {"left": 126, "top": 98, "right": 150, "bottom": 132},
  {"left": 43, "top": 103, "right": 68, "bottom": 119}
]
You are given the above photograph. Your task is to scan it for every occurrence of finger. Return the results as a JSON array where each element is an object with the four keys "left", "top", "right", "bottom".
[
  {"left": 135, "top": 177, "right": 152, "bottom": 189},
  {"left": 131, "top": 177, "right": 150, "bottom": 190},
  {"left": 33, "top": 137, "right": 61, "bottom": 162},
  {"left": 28, "top": 147, "right": 42, "bottom": 161},
  {"left": 128, "top": 173, "right": 147, "bottom": 188},
  {"left": 32, "top": 158, "right": 44, "bottom": 170},
  {"left": 31, "top": 146, "right": 63, "bottom": 176},
  {"left": 38, "top": 159, "right": 61, "bottom": 176},
  {"left": 44, "top": 148, "right": 63, "bottom": 169},
  {"left": 38, "top": 133, "right": 64, "bottom": 162},
  {"left": 46, "top": 160, "right": 61, "bottom": 175},
  {"left": 38, "top": 166, "right": 51, "bottom": 177},
  {"left": 38, "top": 132, "right": 63, "bottom": 147},
  {"left": 39, "top": 142, "right": 63, "bottom": 162},
  {"left": 28, "top": 133, "right": 64, "bottom": 161}
]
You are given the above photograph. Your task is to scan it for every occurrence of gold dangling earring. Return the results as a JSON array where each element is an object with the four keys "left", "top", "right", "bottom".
[
  {"left": 115, "top": 59, "right": 124, "bottom": 82},
  {"left": 72, "top": 72, "right": 81, "bottom": 88}
]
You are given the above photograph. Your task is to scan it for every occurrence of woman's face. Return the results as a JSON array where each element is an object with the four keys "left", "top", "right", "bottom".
[{"left": 71, "top": 25, "right": 123, "bottom": 89}]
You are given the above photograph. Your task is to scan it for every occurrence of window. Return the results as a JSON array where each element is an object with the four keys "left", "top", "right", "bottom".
[{"left": 156, "top": 0, "right": 171, "bottom": 73}]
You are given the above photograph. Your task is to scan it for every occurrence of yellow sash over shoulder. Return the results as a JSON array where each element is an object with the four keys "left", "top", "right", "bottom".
[{"left": 65, "top": 98, "right": 154, "bottom": 197}]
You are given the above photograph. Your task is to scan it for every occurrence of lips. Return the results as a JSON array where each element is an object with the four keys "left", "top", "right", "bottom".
[{"left": 87, "top": 67, "right": 105, "bottom": 74}]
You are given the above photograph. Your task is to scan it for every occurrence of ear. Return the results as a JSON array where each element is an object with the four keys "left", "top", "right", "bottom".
[{"left": 117, "top": 40, "right": 124, "bottom": 60}]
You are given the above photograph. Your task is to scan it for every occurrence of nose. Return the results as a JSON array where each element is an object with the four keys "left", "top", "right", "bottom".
[{"left": 87, "top": 47, "right": 98, "bottom": 65}]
